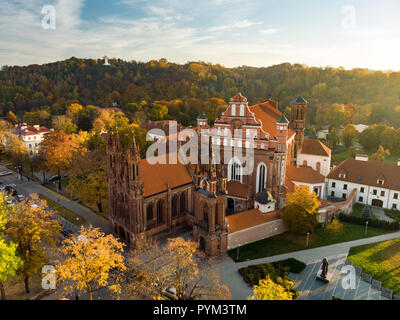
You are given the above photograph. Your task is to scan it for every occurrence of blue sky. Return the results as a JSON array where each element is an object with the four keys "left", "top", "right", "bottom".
[{"left": 2, "top": 0, "right": 400, "bottom": 70}]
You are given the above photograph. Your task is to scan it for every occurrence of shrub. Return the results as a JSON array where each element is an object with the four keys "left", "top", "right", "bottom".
[{"left": 339, "top": 213, "right": 400, "bottom": 231}]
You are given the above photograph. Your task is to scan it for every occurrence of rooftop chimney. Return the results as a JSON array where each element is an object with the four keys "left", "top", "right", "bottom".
[{"left": 355, "top": 154, "right": 368, "bottom": 162}]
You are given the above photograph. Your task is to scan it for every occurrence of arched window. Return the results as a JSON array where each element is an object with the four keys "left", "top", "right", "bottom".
[
  {"left": 239, "top": 104, "right": 245, "bottom": 116},
  {"left": 303, "top": 160, "right": 308, "bottom": 166},
  {"left": 256, "top": 163, "right": 267, "bottom": 193},
  {"left": 180, "top": 193, "right": 186, "bottom": 213},
  {"left": 147, "top": 203, "right": 153, "bottom": 221},
  {"left": 229, "top": 161, "right": 242, "bottom": 182},
  {"left": 231, "top": 104, "right": 236, "bottom": 116},
  {"left": 172, "top": 195, "right": 178, "bottom": 217},
  {"left": 157, "top": 200, "right": 163, "bottom": 223}
]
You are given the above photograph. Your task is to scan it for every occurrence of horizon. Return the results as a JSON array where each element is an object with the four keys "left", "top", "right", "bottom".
[{"left": 2, "top": 0, "right": 400, "bottom": 71}]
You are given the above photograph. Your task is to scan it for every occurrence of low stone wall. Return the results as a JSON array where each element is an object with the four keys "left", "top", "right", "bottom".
[
  {"left": 227, "top": 218, "right": 287, "bottom": 250},
  {"left": 318, "top": 188, "right": 357, "bottom": 224}
]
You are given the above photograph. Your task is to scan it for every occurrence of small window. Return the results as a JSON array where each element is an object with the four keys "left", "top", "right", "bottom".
[
  {"left": 331, "top": 191, "right": 335, "bottom": 197},
  {"left": 377, "top": 179, "right": 384, "bottom": 185},
  {"left": 394, "top": 193, "right": 398, "bottom": 200},
  {"left": 342, "top": 194, "right": 347, "bottom": 199},
  {"left": 332, "top": 182, "right": 336, "bottom": 188},
  {"left": 373, "top": 189, "right": 377, "bottom": 195},
  {"left": 359, "top": 197, "right": 363, "bottom": 202},
  {"left": 344, "top": 184, "right": 348, "bottom": 190},
  {"left": 393, "top": 204, "right": 397, "bottom": 209},
  {"left": 360, "top": 187, "right": 365, "bottom": 193},
  {"left": 381, "top": 191, "right": 385, "bottom": 197}
]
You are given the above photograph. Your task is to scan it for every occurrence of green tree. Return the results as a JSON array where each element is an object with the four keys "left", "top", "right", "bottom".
[
  {"left": 6, "top": 111, "right": 19, "bottom": 126},
  {"left": 342, "top": 124, "right": 358, "bottom": 149},
  {"left": 282, "top": 186, "right": 320, "bottom": 235}
]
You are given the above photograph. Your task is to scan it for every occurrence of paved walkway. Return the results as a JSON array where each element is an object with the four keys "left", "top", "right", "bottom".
[
  {"left": 372, "top": 207, "right": 395, "bottom": 223},
  {"left": 215, "top": 231, "right": 400, "bottom": 299},
  {"left": 0, "top": 165, "right": 112, "bottom": 233}
]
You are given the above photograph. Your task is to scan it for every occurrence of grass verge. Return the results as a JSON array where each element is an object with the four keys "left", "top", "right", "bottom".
[
  {"left": 228, "top": 222, "right": 393, "bottom": 262},
  {"left": 347, "top": 239, "right": 400, "bottom": 296},
  {"left": 39, "top": 193, "right": 87, "bottom": 226}
]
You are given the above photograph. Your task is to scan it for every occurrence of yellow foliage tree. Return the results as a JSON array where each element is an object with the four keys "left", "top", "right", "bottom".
[
  {"left": 282, "top": 186, "right": 321, "bottom": 235},
  {"left": 6, "top": 194, "right": 61, "bottom": 293},
  {"left": 56, "top": 226, "right": 126, "bottom": 300},
  {"left": 66, "top": 148, "right": 107, "bottom": 213},
  {"left": 126, "top": 236, "right": 230, "bottom": 300},
  {"left": 248, "top": 277, "right": 294, "bottom": 300},
  {"left": 370, "top": 145, "right": 390, "bottom": 162}
]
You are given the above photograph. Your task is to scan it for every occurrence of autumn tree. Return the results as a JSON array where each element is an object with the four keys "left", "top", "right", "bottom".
[
  {"left": 39, "top": 130, "right": 78, "bottom": 190},
  {"left": 56, "top": 226, "right": 126, "bottom": 300},
  {"left": 52, "top": 115, "right": 77, "bottom": 134},
  {"left": 67, "top": 148, "right": 107, "bottom": 213},
  {"left": 6, "top": 194, "right": 61, "bottom": 293},
  {"left": 0, "top": 192, "right": 22, "bottom": 300},
  {"left": 248, "top": 277, "right": 294, "bottom": 300},
  {"left": 2, "top": 133, "right": 29, "bottom": 179},
  {"left": 370, "top": 145, "right": 390, "bottom": 162},
  {"left": 6, "top": 111, "right": 19, "bottom": 126},
  {"left": 282, "top": 186, "right": 320, "bottom": 235},
  {"left": 342, "top": 124, "right": 358, "bottom": 149},
  {"left": 126, "top": 236, "right": 230, "bottom": 300}
]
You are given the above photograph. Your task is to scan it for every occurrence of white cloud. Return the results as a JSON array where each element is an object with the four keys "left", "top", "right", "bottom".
[
  {"left": 209, "top": 19, "right": 263, "bottom": 32},
  {"left": 260, "top": 28, "right": 281, "bottom": 35}
]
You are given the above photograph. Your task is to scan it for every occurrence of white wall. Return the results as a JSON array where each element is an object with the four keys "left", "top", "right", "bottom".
[
  {"left": 297, "top": 153, "right": 330, "bottom": 177},
  {"left": 292, "top": 180, "right": 326, "bottom": 200},
  {"left": 327, "top": 178, "right": 400, "bottom": 210}
]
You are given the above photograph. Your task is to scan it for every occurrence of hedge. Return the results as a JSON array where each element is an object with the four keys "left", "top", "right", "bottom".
[{"left": 339, "top": 213, "right": 400, "bottom": 231}]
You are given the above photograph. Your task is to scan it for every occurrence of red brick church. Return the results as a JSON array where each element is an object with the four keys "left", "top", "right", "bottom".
[{"left": 105, "top": 93, "right": 329, "bottom": 255}]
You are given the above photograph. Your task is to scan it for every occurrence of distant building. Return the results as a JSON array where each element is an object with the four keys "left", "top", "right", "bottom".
[
  {"left": 354, "top": 124, "right": 369, "bottom": 133},
  {"left": 296, "top": 138, "right": 331, "bottom": 177},
  {"left": 317, "top": 129, "right": 329, "bottom": 140},
  {"left": 13, "top": 123, "right": 51, "bottom": 155},
  {"left": 327, "top": 154, "right": 400, "bottom": 210},
  {"left": 286, "top": 165, "right": 327, "bottom": 199}
]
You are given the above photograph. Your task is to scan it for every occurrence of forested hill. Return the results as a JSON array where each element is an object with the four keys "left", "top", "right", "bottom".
[{"left": 1, "top": 57, "right": 400, "bottom": 128}]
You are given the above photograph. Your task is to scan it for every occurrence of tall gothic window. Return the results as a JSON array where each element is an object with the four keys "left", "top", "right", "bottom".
[
  {"left": 231, "top": 104, "right": 236, "bottom": 116},
  {"left": 180, "top": 193, "right": 186, "bottom": 213},
  {"left": 147, "top": 203, "right": 153, "bottom": 221},
  {"left": 172, "top": 195, "right": 178, "bottom": 217},
  {"left": 257, "top": 163, "right": 267, "bottom": 193},
  {"left": 230, "top": 162, "right": 242, "bottom": 182},
  {"left": 203, "top": 204, "right": 209, "bottom": 227},
  {"left": 157, "top": 200, "right": 163, "bottom": 223}
]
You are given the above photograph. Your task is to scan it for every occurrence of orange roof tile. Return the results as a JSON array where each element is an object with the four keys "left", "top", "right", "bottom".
[
  {"left": 226, "top": 209, "right": 281, "bottom": 233},
  {"left": 286, "top": 165, "right": 326, "bottom": 184},
  {"left": 300, "top": 139, "right": 331, "bottom": 157},
  {"left": 248, "top": 100, "right": 295, "bottom": 139},
  {"left": 227, "top": 180, "right": 250, "bottom": 199},
  {"left": 328, "top": 158, "right": 400, "bottom": 191},
  {"left": 140, "top": 154, "right": 193, "bottom": 197}
]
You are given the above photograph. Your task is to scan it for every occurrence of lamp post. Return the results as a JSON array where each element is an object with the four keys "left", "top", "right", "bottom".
[
  {"left": 306, "top": 232, "right": 310, "bottom": 247},
  {"left": 365, "top": 221, "right": 368, "bottom": 235},
  {"left": 236, "top": 243, "right": 240, "bottom": 261}
]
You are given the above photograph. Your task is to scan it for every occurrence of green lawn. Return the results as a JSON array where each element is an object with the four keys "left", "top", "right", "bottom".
[
  {"left": 332, "top": 148, "right": 399, "bottom": 164},
  {"left": 347, "top": 239, "right": 400, "bottom": 295},
  {"left": 38, "top": 194, "right": 87, "bottom": 226},
  {"left": 228, "top": 222, "right": 393, "bottom": 262}
]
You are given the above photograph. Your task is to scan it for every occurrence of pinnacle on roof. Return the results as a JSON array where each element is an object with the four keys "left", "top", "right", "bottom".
[
  {"left": 230, "top": 92, "right": 247, "bottom": 103},
  {"left": 277, "top": 114, "right": 289, "bottom": 124},
  {"left": 197, "top": 113, "right": 208, "bottom": 120},
  {"left": 292, "top": 96, "right": 307, "bottom": 104}
]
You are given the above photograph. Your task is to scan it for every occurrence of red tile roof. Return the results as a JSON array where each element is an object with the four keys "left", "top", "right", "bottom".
[
  {"left": 140, "top": 154, "right": 193, "bottom": 197},
  {"left": 286, "top": 165, "right": 326, "bottom": 184},
  {"left": 328, "top": 158, "right": 400, "bottom": 191},
  {"left": 226, "top": 209, "right": 282, "bottom": 233},
  {"left": 249, "top": 100, "right": 296, "bottom": 139},
  {"left": 13, "top": 123, "right": 50, "bottom": 136},
  {"left": 300, "top": 139, "right": 331, "bottom": 157}
]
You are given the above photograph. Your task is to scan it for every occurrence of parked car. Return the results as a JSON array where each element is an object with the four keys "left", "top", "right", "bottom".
[
  {"left": 49, "top": 175, "right": 61, "bottom": 182},
  {"left": 15, "top": 194, "right": 24, "bottom": 202},
  {"left": 61, "top": 229, "right": 74, "bottom": 238},
  {"left": 0, "top": 171, "right": 12, "bottom": 177}
]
